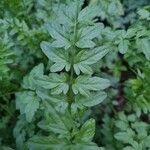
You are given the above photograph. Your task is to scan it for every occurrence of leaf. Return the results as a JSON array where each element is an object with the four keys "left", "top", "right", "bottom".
[
  {"left": 57, "top": 0, "right": 84, "bottom": 26},
  {"left": 38, "top": 120, "right": 69, "bottom": 136},
  {"left": 28, "top": 136, "right": 100, "bottom": 150},
  {"left": 138, "top": 9, "right": 150, "bottom": 20},
  {"left": 75, "top": 119, "right": 95, "bottom": 142},
  {"left": 0, "top": 147, "right": 14, "bottom": 150},
  {"left": 74, "top": 46, "right": 110, "bottom": 75},
  {"left": 28, "top": 136, "right": 68, "bottom": 150},
  {"left": 126, "top": 28, "right": 137, "bottom": 38},
  {"left": 36, "top": 89, "right": 68, "bottom": 112},
  {"left": 46, "top": 23, "right": 71, "bottom": 49},
  {"left": 41, "top": 41, "right": 71, "bottom": 72},
  {"left": 22, "top": 63, "right": 44, "bottom": 90},
  {"left": 76, "top": 91, "right": 107, "bottom": 107},
  {"left": 13, "top": 119, "right": 28, "bottom": 149},
  {"left": 115, "top": 120, "right": 128, "bottom": 131},
  {"left": 72, "top": 76, "right": 110, "bottom": 96},
  {"left": 41, "top": 101, "right": 73, "bottom": 136},
  {"left": 141, "top": 38, "right": 150, "bottom": 60},
  {"left": 36, "top": 73, "right": 69, "bottom": 95},
  {"left": 123, "top": 146, "right": 135, "bottom": 150},
  {"left": 16, "top": 91, "right": 40, "bottom": 122},
  {"left": 114, "top": 129, "right": 135, "bottom": 144},
  {"left": 118, "top": 39, "right": 129, "bottom": 54},
  {"left": 25, "top": 99, "right": 39, "bottom": 123},
  {"left": 73, "top": 142, "right": 100, "bottom": 150},
  {"left": 78, "top": 6, "right": 99, "bottom": 22},
  {"left": 76, "top": 24, "right": 104, "bottom": 48},
  {"left": 143, "top": 136, "right": 150, "bottom": 148}
]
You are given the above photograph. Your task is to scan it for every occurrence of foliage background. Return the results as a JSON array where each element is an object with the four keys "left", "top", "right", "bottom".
[{"left": 0, "top": 0, "right": 150, "bottom": 150}]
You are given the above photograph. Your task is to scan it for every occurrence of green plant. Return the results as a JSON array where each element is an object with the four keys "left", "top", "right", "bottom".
[
  {"left": 1, "top": 0, "right": 150, "bottom": 149},
  {"left": 15, "top": 1, "right": 110, "bottom": 149},
  {"left": 114, "top": 112, "right": 150, "bottom": 150},
  {"left": 90, "top": 0, "right": 124, "bottom": 28},
  {"left": 100, "top": 112, "right": 150, "bottom": 150}
]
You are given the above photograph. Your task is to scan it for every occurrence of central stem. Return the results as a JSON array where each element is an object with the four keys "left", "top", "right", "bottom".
[
  {"left": 68, "top": 46, "right": 76, "bottom": 111},
  {"left": 68, "top": 1, "right": 79, "bottom": 111}
]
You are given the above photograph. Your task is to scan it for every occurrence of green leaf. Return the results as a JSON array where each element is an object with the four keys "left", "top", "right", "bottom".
[
  {"left": 28, "top": 136, "right": 100, "bottom": 150},
  {"left": 78, "top": 6, "right": 99, "bottom": 22},
  {"left": 143, "top": 136, "right": 150, "bottom": 148},
  {"left": 138, "top": 9, "right": 150, "bottom": 20},
  {"left": 72, "top": 76, "right": 110, "bottom": 96},
  {"left": 28, "top": 136, "right": 68, "bottom": 150},
  {"left": 16, "top": 91, "right": 40, "bottom": 122},
  {"left": 115, "top": 120, "right": 128, "bottom": 131},
  {"left": 25, "top": 99, "right": 39, "bottom": 123},
  {"left": 36, "top": 73, "right": 69, "bottom": 95},
  {"left": 46, "top": 23, "right": 71, "bottom": 49},
  {"left": 114, "top": 129, "right": 135, "bottom": 144},
  {"left": 74, "top": 46, "right": 110, "bottom": 75},
  {"left": 13, "top": 119, "right": 30, "bottom": 149},
  {"left": 123, "top": 146, "right": 135, "bottom": 150},
  {"left": 75, "top": 119, "right": 95, "bottom": 142},
  {"left": 141, "top": 38, "right": 150, "bottom": 60},
  {"left": 76, "top": 24, "right": 104, "bottom": 48},
  {"left": 22, "top": 63, "right": 44, "bottom": 90},
  {"left": 36, "top": 89, "right": 68, "bottom": 112},
  {"left": 73, "top": 142, "right": 100, "bottom": 150},
  {"left": 0, "top": 147, "right": 14, "bottom": 150},
  {"left": 41, "top": 101, "right": 73, "bottom": 136},
  {"left": 40, "top": 41, "right": 71, "bottom": 72},
  {"left": 57, "top": 0, "right": 84, "bottom": 26},
  {"left": 76, "top": 91, "right": 107, "bottom": 107},
  {"left": 118, "top": 39, "right": 129, "bottom": 54}
]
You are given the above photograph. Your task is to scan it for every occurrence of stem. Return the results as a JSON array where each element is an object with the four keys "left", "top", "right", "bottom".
[
  {"left": 68, "top": 65, "right": 74, "bottom": 112},
  {"left": 67, "top": 0, "right": 79, "bottom": 111}
]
